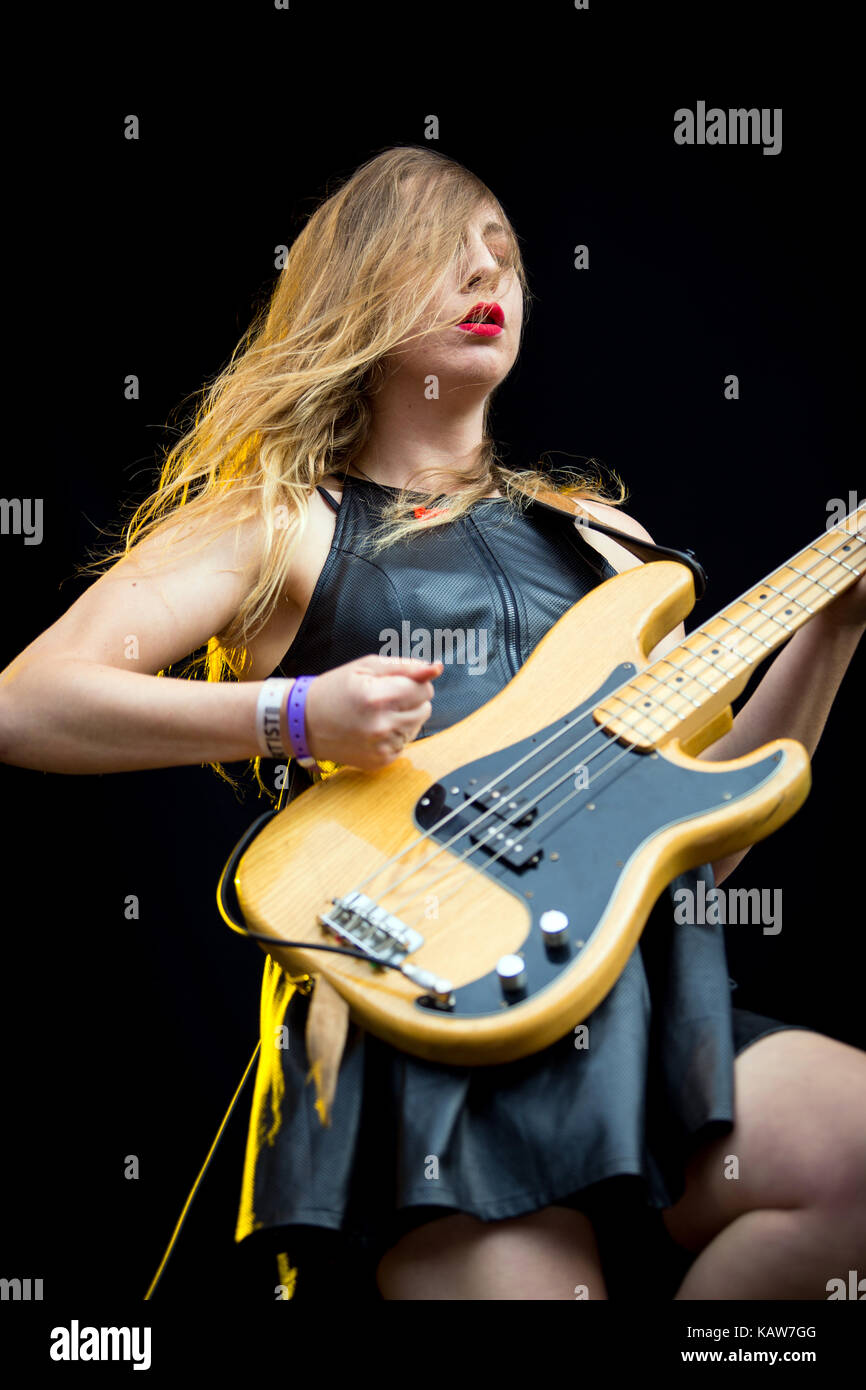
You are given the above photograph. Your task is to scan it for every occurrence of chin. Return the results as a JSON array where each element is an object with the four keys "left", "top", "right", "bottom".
[{"left": 446, "top": 351, "right": 512, "bottom": 382}]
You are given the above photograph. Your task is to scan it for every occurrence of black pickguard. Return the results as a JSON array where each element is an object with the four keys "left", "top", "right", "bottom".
[{"left": 412, "top": 664, "right": 782, "bottom": 1018}]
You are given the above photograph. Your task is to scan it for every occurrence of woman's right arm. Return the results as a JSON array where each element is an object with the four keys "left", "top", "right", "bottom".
[
  {"left": 0, "top": 511, "right": 279, "bottom": 773},
  {"left": 0, "top": 509, "right": 440, "bottom": 775}
]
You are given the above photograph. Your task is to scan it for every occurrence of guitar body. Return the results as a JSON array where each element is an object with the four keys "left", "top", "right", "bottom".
[{"left": 232, "top": 561, "right": 811, "bottom": 1065}]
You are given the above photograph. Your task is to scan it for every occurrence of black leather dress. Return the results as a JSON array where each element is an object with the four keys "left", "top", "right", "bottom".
[{"left": 233, "top": 474, "right": 806, "bottom": 1299}]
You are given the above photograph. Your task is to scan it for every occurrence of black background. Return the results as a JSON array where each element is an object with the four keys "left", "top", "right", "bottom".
[{"left": 2, "top": 2, "right": 862, "bottom": 1319}]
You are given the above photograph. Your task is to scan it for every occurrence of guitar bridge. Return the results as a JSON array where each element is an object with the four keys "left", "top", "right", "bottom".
[{"left": 318, "top": 891, "right": 424, "bottom": 965}]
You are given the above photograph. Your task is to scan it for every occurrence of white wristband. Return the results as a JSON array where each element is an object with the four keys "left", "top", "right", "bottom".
[{"left": 255, "top": 678, "right": 293, "bottom": 759}]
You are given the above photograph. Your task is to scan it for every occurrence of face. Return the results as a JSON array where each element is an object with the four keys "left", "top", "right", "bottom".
[{"left": 387, "top": 202, "right": 524, "bottom": 394}]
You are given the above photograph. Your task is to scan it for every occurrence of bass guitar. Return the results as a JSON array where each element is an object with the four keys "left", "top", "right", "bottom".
[{"left": 218, "top": 500, "right": 863, "bottom": 1065}]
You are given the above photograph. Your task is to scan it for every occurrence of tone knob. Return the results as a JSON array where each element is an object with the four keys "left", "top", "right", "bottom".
[
  {"left": 539, "top": 910, "right": 569, "bottom": 947},
  {"left": 496, "top": 954, "right": 527, "bottom": 995}
]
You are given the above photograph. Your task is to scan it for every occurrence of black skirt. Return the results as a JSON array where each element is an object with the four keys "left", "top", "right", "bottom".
[{"left": 234, "top": 863, "right": 809, "bottom": 1300}]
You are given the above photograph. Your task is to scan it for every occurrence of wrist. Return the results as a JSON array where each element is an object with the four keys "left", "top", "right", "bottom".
[
  {"left": 255, "top": 678, "right": 295, "bottom": 761},
  {"left": 286, "top": 674, "right": 318, "bottom": 768}
]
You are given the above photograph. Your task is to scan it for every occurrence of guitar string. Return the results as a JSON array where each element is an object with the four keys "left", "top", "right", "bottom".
[
  {"left": 343, "top": 526, "right": 865, "bottom": 918},
  {"left": 594, "top": 527, "right": 866, "bottom": 736},
  {"left": 392, "top": 727, "right": 631, "bottom": 918},
  {"left": 387, "top": 530, "right": 866, "bottom": 926},
  {"left": 339, "top": 524, "right": 864, "bottom": 918},
  {"left": 564, "top": 515, "right": 866, "bottom": 729}
]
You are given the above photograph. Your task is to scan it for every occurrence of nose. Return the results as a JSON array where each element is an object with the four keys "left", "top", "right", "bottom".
[
  {"left": 461, "top": 256, "right": 505, "bottom": 299},
  {"left": 460, "top": 231, "right": 506, "bottom": 296}
]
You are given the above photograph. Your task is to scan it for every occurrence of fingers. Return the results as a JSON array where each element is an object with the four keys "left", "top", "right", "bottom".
[
  {"left": 356, "top": 655, "right": 442, "bottom": 714},
  {"left": 385, "top": 681, "right": 436, "bottom": 712},
  {"left": 391, "top": 700, "right": 434, "bottom": 739},
  {"left": 359, "top": 655, "right": 444, "bottom": 682},
  {"left": 309, "top": 655, "right": 443, "bottom": 770}
]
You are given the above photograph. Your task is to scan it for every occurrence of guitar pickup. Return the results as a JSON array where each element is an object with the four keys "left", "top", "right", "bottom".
[
  {"left": 465, "top": 807, "right": 542, "bottom": 870},
  {"left": 414, "top": 782, "right": 542, "bottom": 870},
  {"left": 471, "top": 792, "right": 537, "bottom": 828}
]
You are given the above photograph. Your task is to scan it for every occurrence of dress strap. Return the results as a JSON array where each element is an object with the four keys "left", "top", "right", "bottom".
[{"left": 315, "top": 485, "right": 341, "bottom": 514}]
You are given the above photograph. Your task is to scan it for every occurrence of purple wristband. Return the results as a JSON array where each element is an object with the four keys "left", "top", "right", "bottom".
[{"left": 287, "top": 675, "right": 317, "bottom": 766}]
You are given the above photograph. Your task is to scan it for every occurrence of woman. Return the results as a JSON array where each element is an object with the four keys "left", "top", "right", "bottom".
[{"left": 1, "top": 147, "right": 864, "bottom": 1301}]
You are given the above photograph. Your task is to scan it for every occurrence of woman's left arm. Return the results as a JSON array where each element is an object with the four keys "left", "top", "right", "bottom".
[{"left": 700, "top": 574, "right": 865, "bottom": 884}]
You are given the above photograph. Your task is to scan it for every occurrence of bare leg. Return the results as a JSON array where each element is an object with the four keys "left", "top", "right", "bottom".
[
  {"left": 661, "top": 1031, "right": 866, "bottom": 1299},
  {"left": 376, "top": 1205, "right": 608, "bottom": 1300}
]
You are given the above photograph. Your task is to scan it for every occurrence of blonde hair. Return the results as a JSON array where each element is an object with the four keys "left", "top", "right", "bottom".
[{"left": 80, "top": 145, "right": 624, "bottom": 793}]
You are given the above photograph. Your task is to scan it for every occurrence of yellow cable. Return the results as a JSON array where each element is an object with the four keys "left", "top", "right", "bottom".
[{"left": 144, "top": 1040, "right": 262, "bottom": 1300}]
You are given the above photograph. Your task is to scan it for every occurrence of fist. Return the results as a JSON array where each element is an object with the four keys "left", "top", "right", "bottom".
[{"left": 303, "top": 654, "right": 443, "bottom": 771}]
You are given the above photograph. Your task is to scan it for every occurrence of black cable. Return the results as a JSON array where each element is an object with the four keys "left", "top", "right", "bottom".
[{"left": 223, "top": 921, "right": 408, "bottom": 973}]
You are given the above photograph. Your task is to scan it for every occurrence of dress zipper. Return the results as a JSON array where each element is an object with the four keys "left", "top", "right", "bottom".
[{"left": 466, "top": 515, "right": 522, "bottom": 677}]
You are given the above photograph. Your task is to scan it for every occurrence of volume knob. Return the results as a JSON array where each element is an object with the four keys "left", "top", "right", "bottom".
[
  {"left": 539, "top": 910, "right": 569, "bottom": 947},
  {"left": 496, "top": 954, "right": 527, "bottom": 995}
]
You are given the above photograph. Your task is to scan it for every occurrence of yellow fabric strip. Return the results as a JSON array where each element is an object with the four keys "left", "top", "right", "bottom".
[
  {"left": 235, "top": 955, "right": 312, "bottom": 1243},
  {"left": 276, "top": 1251, "right": 298, "bottom": 1300}
]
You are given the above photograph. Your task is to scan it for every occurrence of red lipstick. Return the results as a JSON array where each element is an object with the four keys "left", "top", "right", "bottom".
[{"left": 456, "top": 301, "right": 505, "bottom": 337}]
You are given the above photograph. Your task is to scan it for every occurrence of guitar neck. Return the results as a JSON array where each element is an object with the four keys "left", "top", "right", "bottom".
[{"left": 595, "top": 505, "right": 865, "bottom": 749}]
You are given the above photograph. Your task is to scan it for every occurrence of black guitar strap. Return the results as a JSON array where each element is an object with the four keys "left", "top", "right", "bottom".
[{"left": 521, "top": 486, "right": 708, "bottom": 600}]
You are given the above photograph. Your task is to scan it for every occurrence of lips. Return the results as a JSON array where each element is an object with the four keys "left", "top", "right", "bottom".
[{"left": 456, "top": 301, "right": 505, "bottom": 336}]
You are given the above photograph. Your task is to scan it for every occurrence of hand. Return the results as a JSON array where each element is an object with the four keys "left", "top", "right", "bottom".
[{"left": 303, "top": 655, "right": 443, "bottom": 771}]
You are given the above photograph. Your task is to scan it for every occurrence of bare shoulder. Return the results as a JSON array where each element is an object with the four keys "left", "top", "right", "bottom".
[{"left": 120, "top": 498, "right": 267, "bottom": 585}]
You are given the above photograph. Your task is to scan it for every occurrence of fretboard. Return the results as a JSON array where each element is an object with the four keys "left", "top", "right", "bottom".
[{"left": 594, "top": 506, "right": 865, "bottom": 748}]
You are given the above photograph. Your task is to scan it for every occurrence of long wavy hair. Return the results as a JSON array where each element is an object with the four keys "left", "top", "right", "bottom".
[{"left": 81, "top": 145, "right": 624, "bottom": 794}]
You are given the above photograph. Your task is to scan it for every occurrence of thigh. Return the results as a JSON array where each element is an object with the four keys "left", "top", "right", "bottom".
[
  {"left": 376, "top": 1205, "right": 608, "bottom": 1301},
  {"left": 661, "top": 1029, "right": 866, "bottom": 1253}
]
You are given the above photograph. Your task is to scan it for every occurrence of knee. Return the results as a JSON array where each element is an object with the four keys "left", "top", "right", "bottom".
[
  {"left": 376, "top": 1207, "right": 609, "bottom": 1300},
  {"left": 807, "top": 1117, "right": 866, "bottom": 1232}
]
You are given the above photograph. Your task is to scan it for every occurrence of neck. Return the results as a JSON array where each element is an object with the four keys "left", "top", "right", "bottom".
[
  {"left": 595, "top": 507, "right": 866, "bottom": 749},
  {"left": 351, "top": 376, "right": 489, "bottom": 493}
]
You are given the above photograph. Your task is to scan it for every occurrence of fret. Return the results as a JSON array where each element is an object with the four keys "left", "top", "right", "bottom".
[
  {"left": 808, "top": 542, "right": 860, "bottom": 577},
  {"left": 670, "top": 657, "right": 724, "bottom": 694},
  {"left": 605, "top": 674, "right": 685, "bottom": 725},
  {"left": 672, "top": 655, "right": 725, "bottom": 693},
  {"left": 689, "top": 624, "right": 753, "bottom": 671},
  {"left": 596, "top": 691, "right": 679, "bottom": 740},
  {"left": 695, "top": 625, "right": 756, "bottom": 661},
  {"left": 654, "top": 658, "right": 705, "bottom": 705},
  {"left": 676, "top": 660, "right": 725, "bottom": 692},
  {"left": 759, "top": 581, "right": 814, "bottom": 616},
  {"left": 693, "top": 631, "right": 745, "bottom": 661},
  {"left": 739, "top": 596, "right": 794, "bottom": 633},
  {"left": 786, "top": 563, "right": 837, "bottom": 596},
  {"left": 716, "top": 613, "right": 774, "bottom": 651},
  {"left": 593, "top": 509, "right": 865, "bottom": 749}
]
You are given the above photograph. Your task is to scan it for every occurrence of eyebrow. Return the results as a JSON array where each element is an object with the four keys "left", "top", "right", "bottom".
[{"left": 481, "top": 221, "right": 507, "bottom": 237}]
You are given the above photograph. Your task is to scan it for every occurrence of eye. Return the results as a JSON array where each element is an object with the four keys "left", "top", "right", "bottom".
[{"left": 488, "top": 236, "right": 516, "bottom": 267}]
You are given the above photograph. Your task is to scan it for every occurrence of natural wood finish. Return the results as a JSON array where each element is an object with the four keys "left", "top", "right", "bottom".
[
  {"left": 234, "top": 561, "right": 811, "bottom": 1065},
  {"left": 595, "top": 505, "right": 865, "bottom": 748}
]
